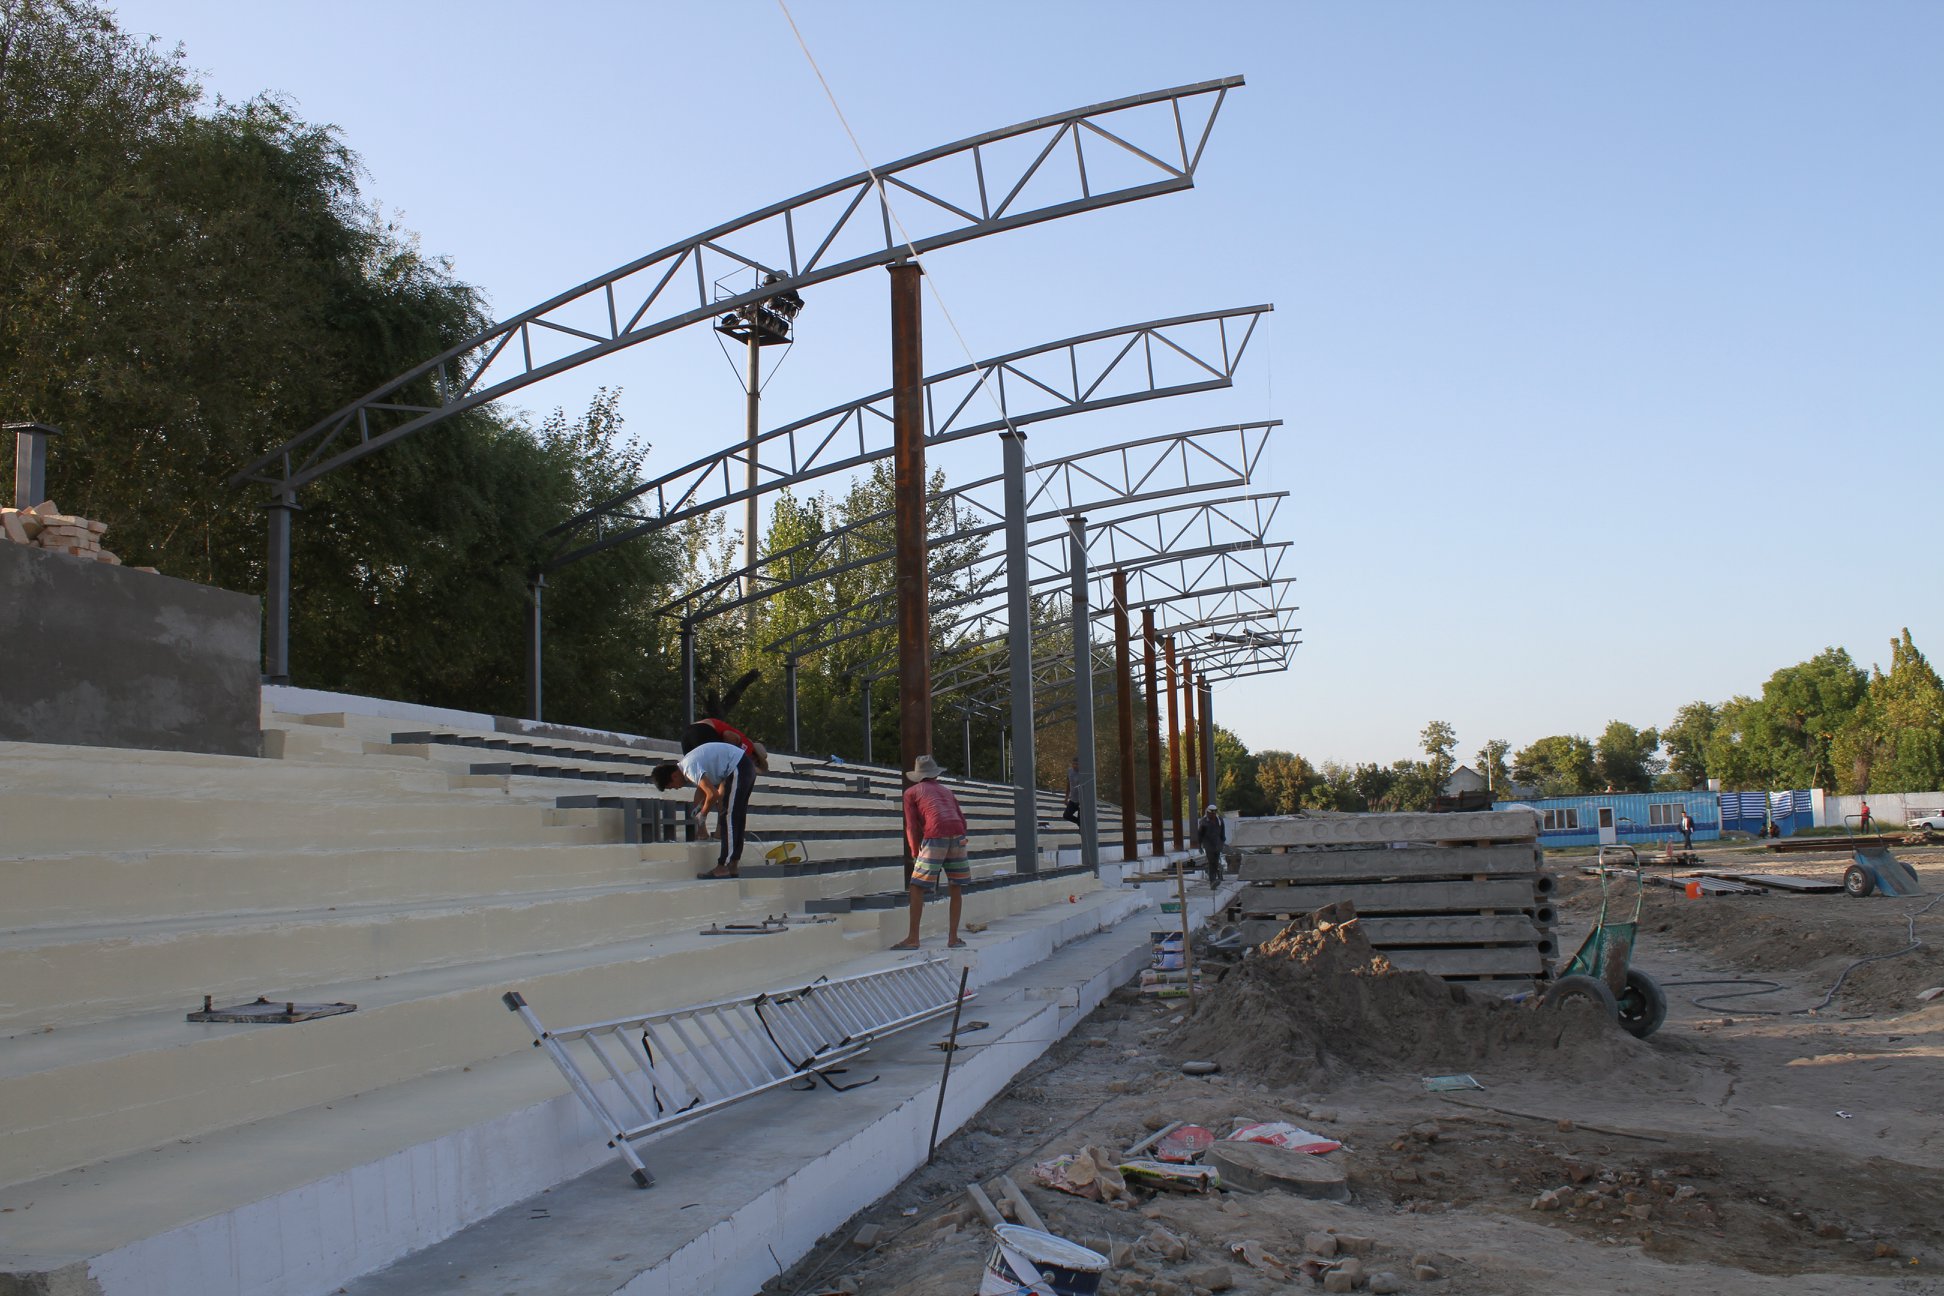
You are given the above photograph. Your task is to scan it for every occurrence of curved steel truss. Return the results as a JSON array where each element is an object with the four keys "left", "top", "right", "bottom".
[
  {"left": 768, "top": 494, "right": 1290, "bottom": 661},
  {"left": 544, "top": 305, "right": 1269, "bottom": 570},
  {"left": 232, "top": 77, "right": 1244, "bottom": 493},
  {"left": 667, "top": 421, "right": 1277, "bottom": 623}
]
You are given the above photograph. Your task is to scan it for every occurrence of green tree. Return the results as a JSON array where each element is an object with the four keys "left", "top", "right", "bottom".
[
  {"left": 1, "top": 1, "right": 680, "bottom": 725},
  {"left": 1660, "top": 702, "right": 1717, "bottom": 789},
  {"left": 1420, "top": 719, "right": 1457, "bottom": 795},
  {"left": 1255, "top": 749, "right": 1319, "bottom": 815},
  {"left": 1836, "top": 629, "right": 1944, "bottom": 794},
  {"left": 1475, "top": 739, "right": 1512, "bottom": 793},
  {"left": 1594, "top": 721, "right": 1663, "bottom": 792},
  {"left": 1209, "top": 725, "right": 1265, "bottom": 816},
  {"left": 1513, "top": 734, "right": 1598, "bottom": 796}
]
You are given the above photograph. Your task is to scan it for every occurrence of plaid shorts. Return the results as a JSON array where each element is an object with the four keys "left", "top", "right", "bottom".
[{"left": 910, "top": 835, "right": 970, "bottom": 886}]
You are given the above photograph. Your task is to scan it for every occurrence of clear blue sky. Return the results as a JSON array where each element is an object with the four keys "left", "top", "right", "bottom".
[{"left": 109, "top": 1, "right": 1943, "bottom": 767}]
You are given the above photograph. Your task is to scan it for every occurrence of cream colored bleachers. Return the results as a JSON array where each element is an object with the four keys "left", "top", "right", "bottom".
[{"left": 0, "top": 707, "right": 1097, "bottom": 1193}]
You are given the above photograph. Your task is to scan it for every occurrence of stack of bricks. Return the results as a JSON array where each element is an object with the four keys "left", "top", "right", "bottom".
[{"left": 0, "top": 500, "right": 155, "bottom": 572}]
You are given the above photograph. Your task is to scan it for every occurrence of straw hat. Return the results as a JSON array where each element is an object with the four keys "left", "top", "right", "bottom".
[{"left": 906, "top": 754, "right": 944, "bottom": 782}]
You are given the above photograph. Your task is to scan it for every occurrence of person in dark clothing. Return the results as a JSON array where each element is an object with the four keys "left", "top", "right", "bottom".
[
  {"left": 1198, "top": 804, "right": 1226, "bottom": 887},
  {"left": 1063, "top": 756, "right": 1082, "bottom": 824},
  {"left": 1680, "top": 810, "right": 1694, "bottom": 851}
]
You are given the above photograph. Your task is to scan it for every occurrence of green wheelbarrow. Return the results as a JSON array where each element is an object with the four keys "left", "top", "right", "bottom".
[{"left": 1542, "top": 846, "right": 1666, "bottom": 1039}]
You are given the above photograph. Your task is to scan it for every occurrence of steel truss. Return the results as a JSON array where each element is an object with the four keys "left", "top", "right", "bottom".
[
  {"left": 232, "top": 78, "right": 1244, "bottom": 495},
  {"left": 542, "top": 305, "right": 1269, "bottom": 571},
  {"left": 663, "top": 421, "right": 1277, "bottom": 624},
  {"left": 767, "top": 494, "right": 1289, "bottom": 662}
]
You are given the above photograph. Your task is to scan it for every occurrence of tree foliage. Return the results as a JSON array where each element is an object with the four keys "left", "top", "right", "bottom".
[{"left": 1, "top": 0, "right": 676, "bottom": 724}]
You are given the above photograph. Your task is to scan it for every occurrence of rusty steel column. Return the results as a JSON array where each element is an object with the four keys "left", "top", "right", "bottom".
[
  {"left": 1112, "top": 569, "right": 1137, "bottom": 863},
  {"left": 1182, "top": 653, "right": 1199, "bottom": 821},
  {"left": 1143, "top": 609, "right": 1164, "bottom": 858},
  {"left": 889, "top": 262, "right": 930, "bottom": 794},
  {"left": 1165, "top": 635, "right": 1183, "bottom": 850}
]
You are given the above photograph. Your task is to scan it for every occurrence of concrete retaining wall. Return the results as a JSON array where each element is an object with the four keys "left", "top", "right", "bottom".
[{"left": 0, "top": 542, "right": 260, "bottom": 757}]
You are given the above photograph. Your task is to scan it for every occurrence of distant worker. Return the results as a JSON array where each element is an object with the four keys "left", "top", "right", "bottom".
[
  {"left": 652, "top": 740, "right": 757, "bottom": 879},
  {"left": 1860, "top": 798, "right": 1873, "bottom": 834},
  {"left": 1679, "top": 810, "right": 1694, "bottom": 851},
  {"left": 1063, "top": 756, "right": 1082, "bottom": 824},
  {"left": 1198, "top": 804, "right": 1227, "bottom": 887},
  {"left": 893, "top": 755, "right": 969, "bottom": 951}
]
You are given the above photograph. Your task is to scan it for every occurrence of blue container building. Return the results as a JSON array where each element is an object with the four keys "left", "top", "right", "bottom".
[{"left": 1501, "top": 790, "right": 1722, "bottom": 850}]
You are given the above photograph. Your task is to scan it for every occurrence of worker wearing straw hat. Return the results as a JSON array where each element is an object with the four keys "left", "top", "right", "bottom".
[{"left": 892, "top": 754, "right": 970, "bottom": 950}]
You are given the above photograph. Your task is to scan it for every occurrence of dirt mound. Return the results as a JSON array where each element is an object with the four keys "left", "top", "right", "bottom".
[{"left": 1173, "top": 917, "right": 1643, "bottom": 1085}]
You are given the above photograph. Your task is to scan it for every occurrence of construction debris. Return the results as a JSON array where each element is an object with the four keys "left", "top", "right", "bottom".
[{"left": 0, "top": 501, "right": 153, "bottom": 571}]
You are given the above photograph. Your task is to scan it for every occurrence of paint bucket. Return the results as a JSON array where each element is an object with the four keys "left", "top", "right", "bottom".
[
  {"left": 979, "top": 1225, "right": 1109, "bottom": 1296},
  {"left": 1152, "top": 931, "right": 1184, "bottom": 972},
  {"left": 1684, "top": 881, "right": 1704, "bottom": 899}
]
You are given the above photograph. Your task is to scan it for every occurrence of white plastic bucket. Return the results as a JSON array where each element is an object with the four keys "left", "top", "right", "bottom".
[{"left": 978, "top": 1225, "right": 1109, "bottom": 1296}]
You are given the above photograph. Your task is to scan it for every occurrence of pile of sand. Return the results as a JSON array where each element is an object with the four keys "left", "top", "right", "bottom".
[{"left": 1172, "top": 917, "right": 1641, "bottom": 1085}]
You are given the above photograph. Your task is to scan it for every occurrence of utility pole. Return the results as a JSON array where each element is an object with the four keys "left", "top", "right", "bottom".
[{"left": 713, "top": 275, "right": 803, "bottom": 625}]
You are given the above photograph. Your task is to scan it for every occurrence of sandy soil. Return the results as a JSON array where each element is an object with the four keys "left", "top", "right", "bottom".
[{"left": 771, "top": 847, "right": 1944, "bottom": 1296}]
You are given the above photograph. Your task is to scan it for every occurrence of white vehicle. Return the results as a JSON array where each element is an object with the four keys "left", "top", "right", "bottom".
[{"left": 1908, "top": 809, "right": 1944, "bottom": 832}]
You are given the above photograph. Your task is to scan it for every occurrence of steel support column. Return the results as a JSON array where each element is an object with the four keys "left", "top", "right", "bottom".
[
  {"left": 889, "top": 262, "right": 931, "bottom": 783},
  {"left": 1165, "top": 635, "right": 1182, "bottom": 850},
  {"left": 1143, "top": 609, "right": 1164, "bottom": 858},
  {"left": 1183, "top": 654, "right": 1200, "bottom": 821},
  {"left": 1112, "top": 569, "right": 1137, "bottom": 862},
  {"left": 1200, "top": 675, "right": 1217, "bottom": 806},
  {"left": 961, "top": 707, "right": 973, "bottom": 780},
  {"left": 785, "top": 655, "right": 800, "bottom": 752},
  {"left": 263, "top": 491, "right": 300, "bottom": 683},
  {"left": 861, "top": 678, "right": 875, "bottom": 766},
  {"left": 680, "top": 619, "right": 696, "bottom": 728},
  {"left": 8, "top": 421, "right": 59, "bottom": 510},
  {"left": 525, "top": 572, "right": 546, "bottom": 721},
  {"left": 1069, "top": 515, "right": 1100, "bottom": 871},
  {"left": 1001, "top": 430, "right": 1038, "bottom": 873}
]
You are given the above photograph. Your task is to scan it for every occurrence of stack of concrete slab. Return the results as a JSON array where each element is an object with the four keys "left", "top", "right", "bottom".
[{"left": 1227, "top": 810, "right": 1557, "bottom": 980}]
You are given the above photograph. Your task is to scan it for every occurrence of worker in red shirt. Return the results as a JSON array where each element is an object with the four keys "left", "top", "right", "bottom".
[
  {"left": 893, "top": 754, "right": 970, "bottom": 950},
  {"left": 682, "top": 716, "right": 768, "bottom": 771}
]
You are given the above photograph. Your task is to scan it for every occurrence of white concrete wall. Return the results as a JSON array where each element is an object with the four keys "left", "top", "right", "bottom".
[{"left": 1824, "top": 791, "right": 1944, "bottom": 828}]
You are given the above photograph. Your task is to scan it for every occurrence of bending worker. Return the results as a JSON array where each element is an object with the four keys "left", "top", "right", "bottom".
[
  {"left": 893, "top": 754, "right": 970, "bottom": 950},
  {"left": 653, "top": 739, "right": 756, "bottom": 879}
]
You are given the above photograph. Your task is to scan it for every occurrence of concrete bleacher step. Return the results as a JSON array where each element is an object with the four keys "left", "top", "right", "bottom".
[
  {"left": 2, "top": 841, "right": 688, "bottom": 930},
  {"left": 0, "top": 888, "right": 1155, "bottom": 1296},
  {"left": 0, "top": 876, "right": 764, "bottom": 1032}
]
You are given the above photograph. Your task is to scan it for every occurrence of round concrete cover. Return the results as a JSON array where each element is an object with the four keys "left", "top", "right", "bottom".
[{"left": 1205, "top": 1140, "right": 1349, "bottom": 1200}]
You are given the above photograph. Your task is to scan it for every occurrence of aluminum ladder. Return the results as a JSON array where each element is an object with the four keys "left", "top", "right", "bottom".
[{"left": 504, "top": 955, "right": 970, "bottom": 1187}]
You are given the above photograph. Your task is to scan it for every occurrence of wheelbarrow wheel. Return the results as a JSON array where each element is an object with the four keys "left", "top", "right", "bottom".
[
  {"left": 1616, "top": 969, "right": 1667, "bottom": 1039},
  {"left": 1541, "top": 974, "right": 1618, "bottom": 1020},
  {"left": 1844, "top": 864, "right": 1875, "bottom": 898}
]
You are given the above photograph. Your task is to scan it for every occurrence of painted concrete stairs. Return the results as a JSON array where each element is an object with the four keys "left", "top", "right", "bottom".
[{"left": 0, "top": 704, "right": 1145, "bottom": 1296}]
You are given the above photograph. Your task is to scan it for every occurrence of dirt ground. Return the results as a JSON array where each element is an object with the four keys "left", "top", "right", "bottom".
[{"left": 770, "top": 844, "right": 1944, "bottom": 1296}]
